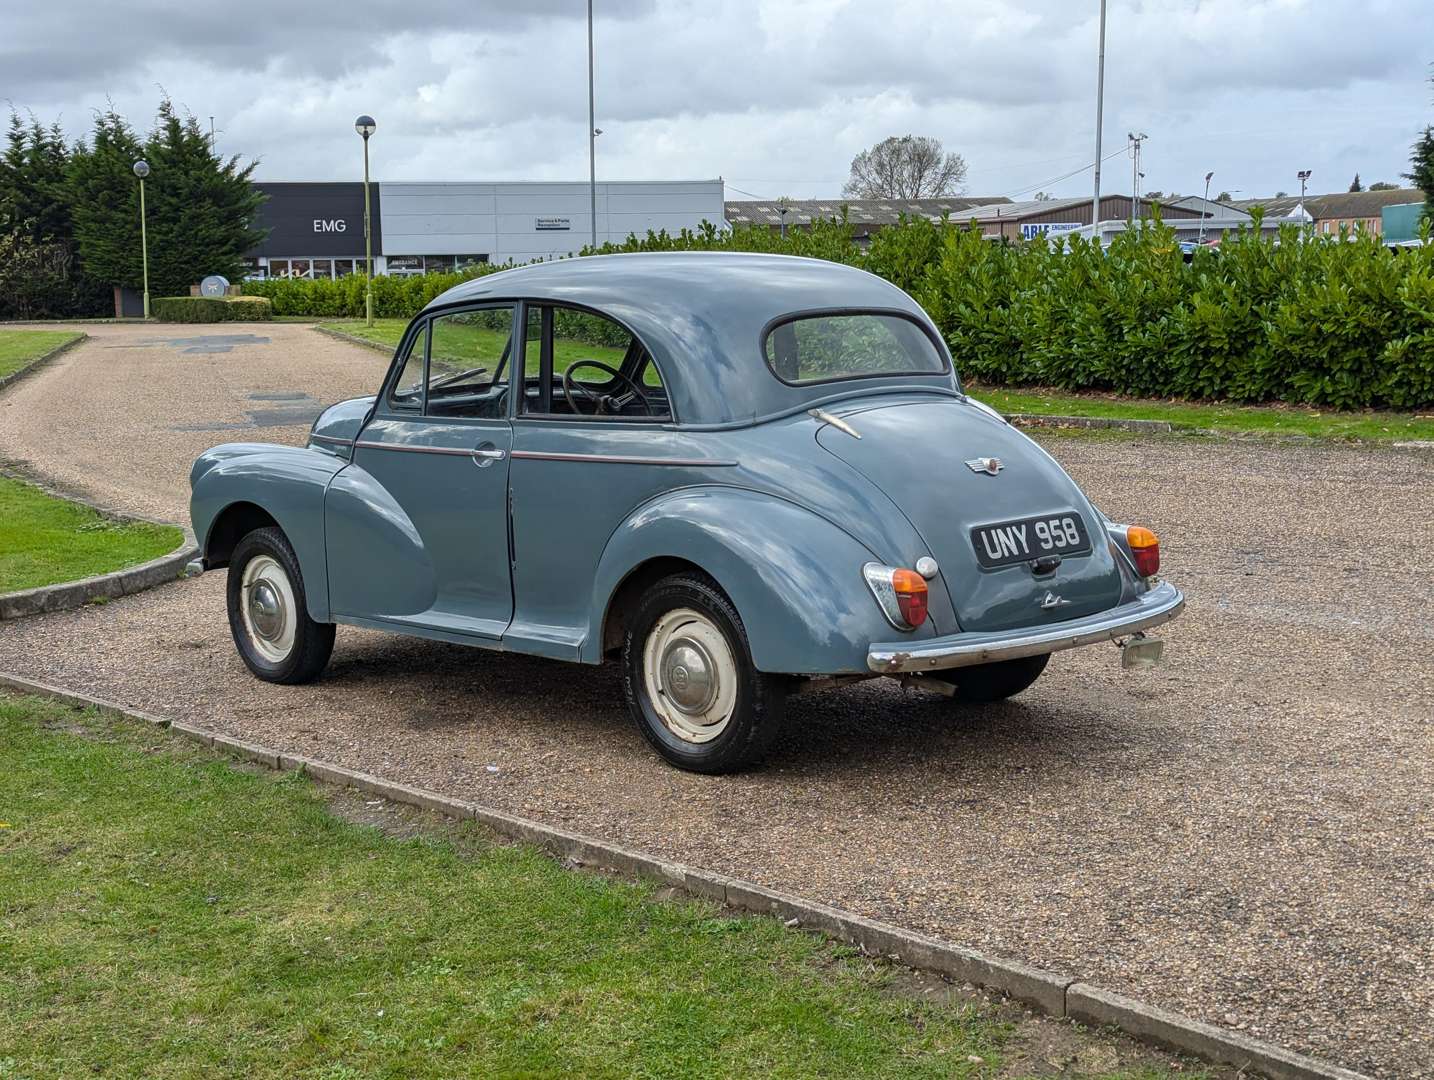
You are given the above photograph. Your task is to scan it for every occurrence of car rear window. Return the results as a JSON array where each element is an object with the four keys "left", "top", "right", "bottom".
[{"left": 763, "top": 312, "right": 948, "bottom": 385}]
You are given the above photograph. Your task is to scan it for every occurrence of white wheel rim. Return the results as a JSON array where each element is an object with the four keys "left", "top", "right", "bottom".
[
  {"left": 240, "top": 555, "right": 297, "bottom": 664},
  {"left": 642, "top": 607, "right": 738, "bottom": 744}
]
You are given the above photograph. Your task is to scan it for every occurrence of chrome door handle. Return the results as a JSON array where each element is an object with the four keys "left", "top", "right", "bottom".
[{"left": 472, "top": 446, "right": 506, "bottom": 467}]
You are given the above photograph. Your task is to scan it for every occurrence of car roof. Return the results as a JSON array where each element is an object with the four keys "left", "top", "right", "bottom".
[{"left": 424, "top": 251, "right": 955, "bottom": 426}]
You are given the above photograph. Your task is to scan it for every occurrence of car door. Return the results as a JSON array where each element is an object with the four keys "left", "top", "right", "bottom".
[
  {"left": 506, "top": 302, "right": 716, "bottom": 659},
  {"left": 325, "top": 305, "right": 516, "bottom": 639}
]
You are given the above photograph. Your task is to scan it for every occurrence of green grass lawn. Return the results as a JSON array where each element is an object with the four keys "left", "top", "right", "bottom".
[
  {"left": 971, "top": 385, "right": 1434, "bottom": 442},
  {"left": 0, "top": 476, "right": 183, "bottom": 593},
  {"left": 0, "top": 329, "right": 83, "bottom": 380},
  {"left": 0, "top": 695, "right": 1205, "bottom": 1080}
]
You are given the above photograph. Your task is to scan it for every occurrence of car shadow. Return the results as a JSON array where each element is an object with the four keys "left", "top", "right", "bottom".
[{"left": 317, "top": 632, "right": 1176, "bottom": 783}]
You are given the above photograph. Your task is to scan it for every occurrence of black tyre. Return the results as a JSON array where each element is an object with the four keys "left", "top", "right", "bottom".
[
  {"left": 934, "top": 653, "right": 1049, "bottom": 703},
  {"left": 226, "top": 527, "right": 335, "bottom": 685},
  {"left": 622, "top": 573, "right": 787, "bottom": 774}
]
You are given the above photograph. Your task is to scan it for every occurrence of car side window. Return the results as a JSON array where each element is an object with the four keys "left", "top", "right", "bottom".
[
  {"left": 520, "top": 304, "right": 670, "bottom": 421},
  {"left": 387, "top": 322, "right": 427, "bottom": 412},
  {"left": 426, "top": 307, "right": 515, "bottom": 419}
]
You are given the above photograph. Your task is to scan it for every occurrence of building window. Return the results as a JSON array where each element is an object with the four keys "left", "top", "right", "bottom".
[
  {"left": 268, "top": 259, "right": 289, "bottom": 278},
  {"left": 422, "top": 254, "right": 456, "bottom": 273}
]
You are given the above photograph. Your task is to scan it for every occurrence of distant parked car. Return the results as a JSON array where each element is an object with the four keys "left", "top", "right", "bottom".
[{"left": 190, "top": 253, "right": 1184, "bottom": 772}]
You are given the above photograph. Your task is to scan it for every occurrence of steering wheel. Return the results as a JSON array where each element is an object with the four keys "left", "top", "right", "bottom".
[{"left": 561, "top": 359, "right": 652, "bottom": 416}]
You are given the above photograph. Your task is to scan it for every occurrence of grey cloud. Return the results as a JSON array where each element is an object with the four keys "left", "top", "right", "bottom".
[{"left": 2, "top": 0, "right": 654, "bottom": 95}]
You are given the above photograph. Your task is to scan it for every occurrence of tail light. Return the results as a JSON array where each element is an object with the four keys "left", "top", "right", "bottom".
[
  {"left": 1127, "top": 525, "right": 1160, "bottom": 578},
  {"left": 863, "top": 563, "right": 929, "bottom": 630}
]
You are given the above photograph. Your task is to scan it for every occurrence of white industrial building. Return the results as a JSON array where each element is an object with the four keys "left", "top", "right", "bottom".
[{"left": 246, "top": 179, "right": 726, "bottom": 278}]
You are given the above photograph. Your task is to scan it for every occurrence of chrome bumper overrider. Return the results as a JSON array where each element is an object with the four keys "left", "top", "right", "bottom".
[{"left": 866, "top": 580, "right": 1186, "bottom": 674}]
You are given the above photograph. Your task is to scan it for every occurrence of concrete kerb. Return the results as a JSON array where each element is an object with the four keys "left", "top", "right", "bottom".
[
  {"left": 311, "top": 324, "right": 392, "bottom": 355},
  {"left": 0, "top": 460, "right": 198, "bottom": 621},
  {"left": 0, "top": 531, "right": 199, "bottom": 620},
  {"left": 1008, "top": 413, "right": 1176, "bottom": 434},
  {"left": 0, "top": 670, "right": 1373, "bottom": 1080},
  {"left": 0, "top": 331, "right": 87, "bottom": 393}
]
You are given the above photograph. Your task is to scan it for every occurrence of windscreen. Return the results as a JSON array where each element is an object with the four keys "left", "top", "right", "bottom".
[{"left": 763, "top": 312, "right": 948, "bottom": 385}]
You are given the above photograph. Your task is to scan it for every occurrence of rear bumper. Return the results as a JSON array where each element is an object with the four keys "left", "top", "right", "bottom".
[{"left": 867, "top": 580, "right": 1185, "bottom": 674}]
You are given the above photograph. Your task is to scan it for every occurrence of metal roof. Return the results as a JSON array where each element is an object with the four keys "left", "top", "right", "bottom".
[
  {"left": 426, "top": 252, "right": 950, "bottom": 426},
  {"left": 723, "top": 196, "right": 1009, "bottom": 228},
  {"left": 1230, "top": 188, "right": 1423, "bottom": 220}
]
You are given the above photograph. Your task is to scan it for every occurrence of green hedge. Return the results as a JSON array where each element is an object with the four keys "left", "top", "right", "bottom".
[
  {"left": 242, "top": 215, "right": 1434, "bottom": 409},
  {"left": 241, "top": 265, "right": 511, "bottom": 319},
  {"left": 153, "top": 295, "right": 273, "bottom": 322}
]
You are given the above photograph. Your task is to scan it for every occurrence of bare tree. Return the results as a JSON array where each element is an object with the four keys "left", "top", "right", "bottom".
[{"left": 842, "top": 135, "right": 967, "bottom": 199}]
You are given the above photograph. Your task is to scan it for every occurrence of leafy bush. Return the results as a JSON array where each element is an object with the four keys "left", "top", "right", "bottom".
[
  {"left": 152, "top": 295, "right": 272, "bottom": 322},
  {"left": 241, "top": 214, "right": 1434, "bottom": 409}
]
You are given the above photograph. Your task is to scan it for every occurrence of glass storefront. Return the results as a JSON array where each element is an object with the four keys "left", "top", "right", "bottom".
[
  {"left": 260, "top": 257, "right": 364, "bottom": 280},
  {"left": 386, "top": 254, "right": 488, "bottom": 277},
  {"left": 252, "top": 255, "right": 486, "bottom": 280}
]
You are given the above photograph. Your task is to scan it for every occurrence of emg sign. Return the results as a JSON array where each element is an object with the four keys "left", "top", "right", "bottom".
[{"left": 250, "top": 182, "right": 376, "bottom": 258}]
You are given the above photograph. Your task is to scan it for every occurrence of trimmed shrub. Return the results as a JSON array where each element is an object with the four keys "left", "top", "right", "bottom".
[
  {"left": 152, "top": 295, "right": 272, "bottom": 322},
  {"left": 240, "top": 215, "right": 1434, "bottom": 409}
]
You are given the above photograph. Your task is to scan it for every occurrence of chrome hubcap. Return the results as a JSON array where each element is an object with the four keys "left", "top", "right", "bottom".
[
  {"left": 662, "top": 639, "right": 717, "bottom": 714},
  {"left": 248, "top": 581, "right": 283, "bottom": 639},
  {"left": 642, "top": 608, "right": 738, "bottom": 744},
  {"left": 239, "top": 555, "right": 296, "bottom": 664}
]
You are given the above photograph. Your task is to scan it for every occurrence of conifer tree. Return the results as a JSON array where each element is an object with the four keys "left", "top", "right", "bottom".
[
  {"left": 141, "top": 98, "right": 266, "bottom": 295},
  {"left": 68, "top": 108, "right": 146, "bottom": 290}
]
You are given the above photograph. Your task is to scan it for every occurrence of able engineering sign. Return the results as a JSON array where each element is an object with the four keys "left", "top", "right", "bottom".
[{"left": 1021, "top": 221, "right": 1081, "bottom": 240}]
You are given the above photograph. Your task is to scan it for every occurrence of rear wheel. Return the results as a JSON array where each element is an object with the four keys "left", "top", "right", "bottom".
[
  {"left": 622, "top": 573, "right": 786, "bottom": 773},
  {"left": 226, "top": 527, "right": 335, "bottom": 684},
  {"left": 934, "top": 653, "right": 1049, "bottom": 703}
]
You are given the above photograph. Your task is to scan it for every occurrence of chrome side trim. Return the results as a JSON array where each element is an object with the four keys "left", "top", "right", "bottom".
[
  {"left": 353, "top": 440, "right": 478, "bottom": 457},
  {"left": 310, "top": 433, "right": 355, "bottom": 447},
  {"left": 867, "top": 581, "right": 1186, "bottom": 674},
  {"left": 510, "top": 450, "right": 737, "bottom": 467}
]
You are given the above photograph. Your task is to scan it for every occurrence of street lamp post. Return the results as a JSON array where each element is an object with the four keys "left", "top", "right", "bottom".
[
  {"left": 1127, "top": 132, "right": 1147, "bottom": 218},
  {"left": 587, "top": 0, "right": 598, "bottom": 251},
  {"left": 354, "top": 115, "right": 377, "bottom": 327},
  {"left": 1199, "top": 171, "right": 1214, "bottom": 243},
  {"left": 1091, "top": 0, "right": 1108, "bottom": 228},
  {"left": 1297, "top": 169, "right": 1312, "bottom": 236},
  {"left": 133, "top": 160, "right": 151, "bottom": 319}
]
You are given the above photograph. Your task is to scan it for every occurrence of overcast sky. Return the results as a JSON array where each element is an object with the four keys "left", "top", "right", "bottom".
[{"left": 5, "top": 0, "right": 1431, "bottom": 203}]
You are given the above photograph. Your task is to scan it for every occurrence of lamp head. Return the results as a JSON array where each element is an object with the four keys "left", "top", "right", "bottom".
[
  {"left": 354, "top": 115, "right": 377, "bottom": 139},
  {"left": 132, "top": 160, "right": 150, "bottom": 179}
]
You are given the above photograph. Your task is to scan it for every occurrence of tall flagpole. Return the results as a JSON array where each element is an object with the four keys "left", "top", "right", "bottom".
[
  {"left": 588, "top": 0, "right": 598, "bottom": 251},
  {"left": 1091, "top": 0, "right": 1108, "bottom": 229}
]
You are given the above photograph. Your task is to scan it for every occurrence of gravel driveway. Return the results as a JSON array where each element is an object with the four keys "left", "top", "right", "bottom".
[{"left": 2, "top": 322, "right": 1430, "bottom": 1077}]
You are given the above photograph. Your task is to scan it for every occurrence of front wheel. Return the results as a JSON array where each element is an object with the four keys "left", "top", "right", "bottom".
[
  {"left": 933, "top": 653, "right": 1049, "bottom": 703},
  {"left": 226, "top": 527, "right": 335, "bottom": 684},
  {"left": 622, "top": 573, "right": 787, "bottom": 773}
]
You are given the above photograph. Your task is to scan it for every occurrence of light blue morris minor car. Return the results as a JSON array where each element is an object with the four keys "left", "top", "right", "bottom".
[{"left": 190, "top": 252, "right": 1184, "bottom": 772}]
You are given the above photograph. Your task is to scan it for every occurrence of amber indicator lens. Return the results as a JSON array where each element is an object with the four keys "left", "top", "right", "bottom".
[{"left": 1127, "top": 526, "right": 1160, "bottom": 578}]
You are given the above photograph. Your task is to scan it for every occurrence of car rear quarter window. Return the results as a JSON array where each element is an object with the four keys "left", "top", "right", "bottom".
[{"left": 763, "top": 312, "right": 947, "bottom": 385}]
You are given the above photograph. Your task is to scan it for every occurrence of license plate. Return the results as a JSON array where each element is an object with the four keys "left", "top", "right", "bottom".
[{"left": 971, "top": 511, "right": 1091, "bottom": 568}]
